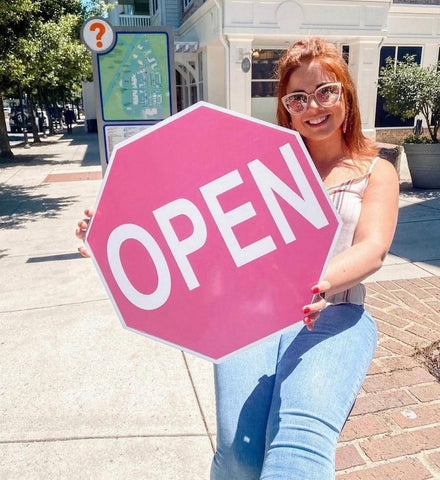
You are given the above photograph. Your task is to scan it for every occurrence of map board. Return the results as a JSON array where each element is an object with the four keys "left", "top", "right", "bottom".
[{"left": 81, "top": 18, "right": 176, "bottom": 170}]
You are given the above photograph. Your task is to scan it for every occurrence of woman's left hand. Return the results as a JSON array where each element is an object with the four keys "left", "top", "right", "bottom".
[
  {"left": 302, "top": 280, "right": 330, "bottom": 331},
  {"left": 75, "top": 208, "right": 94, "bottom": 258}
]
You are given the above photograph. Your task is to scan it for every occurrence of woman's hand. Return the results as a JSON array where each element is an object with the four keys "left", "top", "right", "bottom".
[
  {"left": 75, "top": 208, "right": 94, "bottom": 258},
  {"left": 302, "top": 280, "right": 330, "bottom": 331}
]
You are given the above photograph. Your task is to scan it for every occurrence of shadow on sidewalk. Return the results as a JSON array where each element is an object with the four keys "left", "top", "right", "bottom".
[
  {"left": 390, "top": 185, "right": 440, "bottom": 268},
  {"left": 4, "top": 122, "right": 100, "bottom": 168},
  {"left": 54, "top": 121, "right": 100, "bottom": 167},
  {"left": 1, "top": 148, "right": 62, "bottom": 166},
  {"left": 0, "top": 184, "right": 77, "bottom": 229}
]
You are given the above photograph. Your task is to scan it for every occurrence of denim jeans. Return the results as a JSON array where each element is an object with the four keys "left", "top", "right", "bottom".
[{"left": 211, "top": 303, "right": 377, "bottom": 480}]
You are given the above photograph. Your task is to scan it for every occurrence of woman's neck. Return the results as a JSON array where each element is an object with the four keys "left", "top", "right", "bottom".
[
  {"left": 303, "top": 135, "right": 353, "bottom": 183},
  {"left": 305, "top": 137, "right": 348, "bottom": 167}
]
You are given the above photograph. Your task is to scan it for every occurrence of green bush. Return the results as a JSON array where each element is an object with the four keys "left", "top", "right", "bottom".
[
  {"left": 401, "top": 134, "right": 434, "bottom": 145},
  {"left": 378, "top": 55, "right": 440, "bottom": 144}
]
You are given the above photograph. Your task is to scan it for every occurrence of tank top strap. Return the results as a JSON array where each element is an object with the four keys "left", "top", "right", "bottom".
[{"left": 367, "top": 156, "right": 380, "bottom": 175}]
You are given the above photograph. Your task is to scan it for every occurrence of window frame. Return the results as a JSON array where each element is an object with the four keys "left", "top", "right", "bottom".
[{"left": 375, "top": 45, "right": 423, "bottom": 128}]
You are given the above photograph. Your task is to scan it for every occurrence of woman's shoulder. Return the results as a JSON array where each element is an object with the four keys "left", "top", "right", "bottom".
[
  {"left": 364, "top": 156, "right": 400, "bottom": 200},
  {"left": 326, "top": 156, "right": 397, "bottom": 191},
  {"left": 352, "top": 154, "right": 398, "bottom": 180},
  {"left": 369, "top": 156, "right": 399, "bottom": 182}
]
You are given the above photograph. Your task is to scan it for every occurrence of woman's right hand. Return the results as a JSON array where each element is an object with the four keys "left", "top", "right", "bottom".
[
  {"left": 302, "top": 280, "right": 330, "bottom": 331},
  {"left": 75, "top": 208, "right": 94, "bottom": 258}
]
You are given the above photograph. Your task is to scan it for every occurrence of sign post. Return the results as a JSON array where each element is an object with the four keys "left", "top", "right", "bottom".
[
  {"left": 86, "top": 102, "right": 341, "bottom": 362},
  {"left": 81, "top": 17, "right": 176, "bottom": 171}
]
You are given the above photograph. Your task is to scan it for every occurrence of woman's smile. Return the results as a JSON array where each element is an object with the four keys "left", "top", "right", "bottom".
[{"left": 306, "top": 115, "right": 329, "bottom": 126}]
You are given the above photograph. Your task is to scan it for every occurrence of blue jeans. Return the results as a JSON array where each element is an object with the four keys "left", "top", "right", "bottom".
[{"left": 211, "top": 304, "right": 377, "bottom": 480}]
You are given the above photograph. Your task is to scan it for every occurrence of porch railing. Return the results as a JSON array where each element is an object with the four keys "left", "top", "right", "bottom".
[{"left": 119, "top": 14, "right": 151, "bottom": 27}]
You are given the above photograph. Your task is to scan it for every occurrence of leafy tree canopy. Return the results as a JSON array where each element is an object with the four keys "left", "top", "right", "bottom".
[
  {"left": 0, "top": 0, "right": 106, "bottom": 156},
  {"left": 0, "top": 0, "right": 104, "bottom": 93}
]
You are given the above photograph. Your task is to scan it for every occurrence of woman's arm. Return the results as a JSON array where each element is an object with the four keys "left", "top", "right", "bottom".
[
  {"left": 303, "top": 158, "right": 399, "bottom": 330},
  {"left": 325, "top": 158, "right": 399, "bottom": 294}
]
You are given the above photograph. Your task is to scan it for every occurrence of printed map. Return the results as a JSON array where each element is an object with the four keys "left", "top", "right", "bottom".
[{"left": 98, "top": 32, "right": 171, "bottom": 121}]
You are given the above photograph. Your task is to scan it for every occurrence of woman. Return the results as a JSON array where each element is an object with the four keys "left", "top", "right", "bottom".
[
  {"left": 77, "top": 37, "right": 398, "bottom": 480},
  {"left": 209, "top": 38, "right": 398, "bottom": 480}
]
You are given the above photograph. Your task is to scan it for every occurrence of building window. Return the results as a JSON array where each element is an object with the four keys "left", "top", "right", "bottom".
[
  {"left": 251, "top": 44, "right": 348, "bottom": 99},
  {"left": 251, "top": 50, "right": 284, "bottom": 98},
  {"left": 198, "top": 51, "right": 204, "bottom": 100},
  {"left": 152, "top": 0, "right": 158, "bottom": 14},
  {"left": 175, "top": 55, "right": 202, "bottom": 111},
  {"left": 342, "top": 45, "right": 350, "bottom": 64},
  {"left": 133, "top": 0, "right": 150, "bottom": 15},
  {"left": 375, "top": 45, "right": 422, "bottom": 128},
  {"left": 183, "top": 0, "right": 194, "bottom": 11}
]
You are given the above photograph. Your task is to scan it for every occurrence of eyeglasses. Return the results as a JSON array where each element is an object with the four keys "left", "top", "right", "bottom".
[{"left": 281, "top": 82, "right": 342, "bottom": 115}]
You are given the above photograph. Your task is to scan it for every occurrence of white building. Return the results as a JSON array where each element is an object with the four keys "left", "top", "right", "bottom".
[{"left": 106, "top": 0, "right": 440, "bottom": 141}]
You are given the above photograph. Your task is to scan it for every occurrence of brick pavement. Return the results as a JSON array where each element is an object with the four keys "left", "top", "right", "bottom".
[{"left": 336, "top": 277, "right": 440, "bottom": 479}]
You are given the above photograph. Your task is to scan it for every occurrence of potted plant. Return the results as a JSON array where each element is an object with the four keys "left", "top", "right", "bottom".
[{"left": 378, "top": 55, "right": 440, "bottom": 188}]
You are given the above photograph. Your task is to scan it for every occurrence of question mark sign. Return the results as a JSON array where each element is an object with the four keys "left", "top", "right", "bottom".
[{"left": 90, "top": 22, "right": 106, "bottom": 49}]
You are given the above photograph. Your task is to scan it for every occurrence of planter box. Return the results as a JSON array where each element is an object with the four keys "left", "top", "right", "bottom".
[
  {"left": 377, "top": 142, "right": 401, "bottom": 176},
  {"left": 403, "top": 143, "right": 440, "bottom": 189}
]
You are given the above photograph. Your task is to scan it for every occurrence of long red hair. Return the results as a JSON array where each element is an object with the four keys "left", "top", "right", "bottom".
[{"left": 276, "top": 38, "right": 377, "bottom": 160}]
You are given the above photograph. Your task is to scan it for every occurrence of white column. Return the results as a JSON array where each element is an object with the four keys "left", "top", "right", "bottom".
[
  {"left": 422, "top": 43, "right": 439, "bottom": 67},
  {"left": 348, "top": 39, "right": 382, "bottom": 140},
  {"left": 226, "top": 37, "right": 253, "bottom": 116},
  {"left": 205, "top": 41, "right": 228, "bottom": 108}
]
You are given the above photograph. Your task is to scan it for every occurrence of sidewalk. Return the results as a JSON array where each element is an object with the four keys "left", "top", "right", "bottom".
[{"left": 0, "top": 123, "right": 439, "bottom": 479}]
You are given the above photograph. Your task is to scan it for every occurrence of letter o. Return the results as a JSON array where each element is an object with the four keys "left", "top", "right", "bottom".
[{"left": 107, "top": 224, "right": 171, "bottom": 310}]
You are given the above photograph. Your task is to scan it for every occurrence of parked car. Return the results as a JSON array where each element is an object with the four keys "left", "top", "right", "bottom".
[{"left": 9, "top": 108, "right": 32, "bottom": 133}]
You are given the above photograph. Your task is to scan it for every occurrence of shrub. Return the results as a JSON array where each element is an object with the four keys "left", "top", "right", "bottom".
[{"left": 378, "top": 55, "right": 440, "bottom": 143}]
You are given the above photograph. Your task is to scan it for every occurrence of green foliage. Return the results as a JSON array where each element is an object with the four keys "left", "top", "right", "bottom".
[
  {"left": 401, "top": 134, "right": 434, "bottom": 145},
  {"left": 0, "top": 0, "right": 100, "bottom": 101},
  {"left": 0, "top": 0, "right": 107, "bottom": 155},
  {"left": 36, "top": 0, "right": 84, "bottom": 22},
  {"left": 378, "top": 55, "right": 440, "bottom": 143},
  {"left": 82, "top": 0, "right": 112, "bottom": 18},
  {"left": 0, "top": 1, "right": 38, "bottom": 71}
]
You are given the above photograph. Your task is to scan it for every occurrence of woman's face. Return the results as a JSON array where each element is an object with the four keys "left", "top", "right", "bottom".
[{"left": 285, "top": 60, "right": 345, "bottom": 145}]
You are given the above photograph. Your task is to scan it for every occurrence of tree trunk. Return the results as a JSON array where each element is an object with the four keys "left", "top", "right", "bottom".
[
  {"left": 0, "top": 94, "right": 14, "bottom": 160},
  {"left": 75, "top": 100, "right": 81, "bottom": 119},
  {"left": 27, "top": 92, "right": 41, "bottom": 143},
  {"left": 42, "top": 93, "right": 55, "bottom": 135}
]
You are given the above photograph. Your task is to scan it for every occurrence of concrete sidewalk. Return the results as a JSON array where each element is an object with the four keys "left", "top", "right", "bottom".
[{"left": 0, "top": 123, "right": 439, "bottom": 479}]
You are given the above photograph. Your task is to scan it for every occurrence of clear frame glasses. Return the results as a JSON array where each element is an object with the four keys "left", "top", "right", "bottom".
[{"left": 281, "top": 82, "right": 342, "bottom": 115}]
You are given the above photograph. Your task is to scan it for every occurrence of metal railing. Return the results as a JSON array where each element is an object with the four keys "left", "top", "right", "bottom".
[{"left": 119, "top": 14, "right": 151, "bottom": 27}]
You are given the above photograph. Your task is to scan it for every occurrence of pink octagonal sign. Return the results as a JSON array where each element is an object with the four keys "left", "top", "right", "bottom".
[{"left": 86, "top": 102, "right": 341, "bottom": 362}]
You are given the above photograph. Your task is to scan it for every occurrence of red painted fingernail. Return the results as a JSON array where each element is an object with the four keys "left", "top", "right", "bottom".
[
  {"left": 304, "top": 317, "right": 312, "bottom": 324},
  {"left": 312, "top": 287, "right": 320, "bottom": 294},
  {"left": 303, "top": 307, "right": 311, "bottom": 314}
]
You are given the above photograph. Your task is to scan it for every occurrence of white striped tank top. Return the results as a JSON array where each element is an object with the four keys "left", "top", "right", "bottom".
[{"left": 325, "top": 157, "right": 379, "bottom": 306}]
